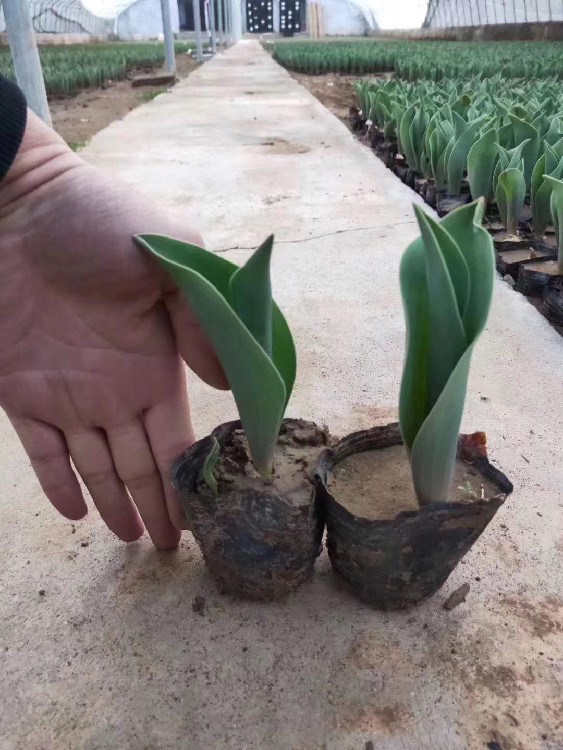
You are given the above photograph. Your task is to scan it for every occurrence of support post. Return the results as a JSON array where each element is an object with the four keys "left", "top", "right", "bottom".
[
  {"left": 2, "top": 0, "right": 51, "bottom": 125},
  {"left": 217, "top": 0, "right": 224, "bottom": 46},
  {"left": 160, "top": 0, "right": 177, "bottom": 73},
  {"left": 208, "top": 0, "right": 217, "bottom": 53},
  {"left": 230, "top": 0, "right": 242, "bottom": 41},
  {"left": 225, "top": 0, "right": 232, "bottom": 43},
  {"left": 193, "top": 0, "right": 204, "bottom": 62}
]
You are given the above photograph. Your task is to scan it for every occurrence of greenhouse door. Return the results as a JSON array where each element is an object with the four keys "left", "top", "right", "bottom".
[
  {"left": 246, "top": 0, "right": 274, "bottom": 33},
  {"left": 280, "top": 0, "right": 303, "bottom": 34}
]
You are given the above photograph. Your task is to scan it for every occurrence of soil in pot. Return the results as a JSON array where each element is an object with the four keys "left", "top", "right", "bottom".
[
  {"left": 328, "top": 445, "right": 499, "bottom": 521},
  {"left": 315, "top": 423, "right": 512, "bottom": 610},
  {"left": 173, "top": 419, "right": 327, "bottom": 601}
]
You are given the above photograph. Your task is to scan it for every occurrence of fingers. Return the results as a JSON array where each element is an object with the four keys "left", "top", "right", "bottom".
[
  {"left": 105, "top": 421, "right": 181, "bottom": 549},
  {"left": 165, "top": 289, "right": 229, "bottom": 391},
  {"left": 143, "top": 387, "right": 195, "bottom": 531},
  {"left": 9, "top": 417, "right": 88, "bottom": 520},
  {"left": 65, "top": 429, "right": 145, "bottom": 545}
]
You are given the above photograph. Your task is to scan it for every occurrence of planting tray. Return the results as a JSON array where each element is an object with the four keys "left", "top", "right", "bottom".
[{"left": 315, "top": 423, "right": 513, "bottom": 610}]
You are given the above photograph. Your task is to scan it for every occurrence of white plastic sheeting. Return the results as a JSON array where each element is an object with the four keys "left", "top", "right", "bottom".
[
  {"left": 0, "top": 0, "right": 420, "bottom": 38},
  {"left": 424, "top": 0, "right": 563, "bottom": 26},
  {"left": 317, "top": 0, "right": 378, "bottom": 34},
  {"left": 0, "top": 0, "right": 179, "bottom": 37},
  {"left": 0, "top": 0, "right": 113, "bottom": 34},
  {"left": 114, "top": 0, "right": 179, "bottom": 37}
]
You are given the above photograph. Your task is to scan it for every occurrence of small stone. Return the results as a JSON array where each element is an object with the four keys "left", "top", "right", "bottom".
[
  {"left": 192, "top": 596, "right": 206, "bottom": 616},
  {"left": 365, "top": 742, "right": 374, "bottom": 750},
  {"left": 443, "top": 583, "right": 470, "bottom": 611},
  {"left": 292, "top": 426, "right": 325, "bottom": 446},
  {"left": 221, "top": 473, "right": 236, "bottom": 483},
  {"left": 503, "top": 274, "right": 516, "bottom": 287},
  {"left": 244, "top": 463, "right": 259, "bottom": 479},
  {"left": 80, "top": 541, "right": 89, "bottom": 548},
  {"left": 39, "top": 589, "right": 46, "bottom": 596}
]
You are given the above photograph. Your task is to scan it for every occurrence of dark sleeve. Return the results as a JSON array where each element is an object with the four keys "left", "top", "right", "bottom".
[{"left": 0, "top": 75, "right": 27, "bottom": 182}]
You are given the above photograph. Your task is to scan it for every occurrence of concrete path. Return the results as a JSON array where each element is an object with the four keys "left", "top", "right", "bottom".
[{"left": 2, "top": 42, "right": 563, "bottom": 750}]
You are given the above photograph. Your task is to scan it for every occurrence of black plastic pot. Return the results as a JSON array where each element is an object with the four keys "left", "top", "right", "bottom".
[
  {"left": 436, "top": 192, "right": 471, "bottom": 217},
  {"left": 518, "top": 257, "right": 561, "bottom": 298},
  {"left": 349, "top": 107, "right": 366, "bottom": 134},
  {"left": 495, "top": 241, "right": 556, "bottom": 279},
  {"left": 395, "top": 165, "right": 408, "bottom": 183},
  {"left": 172, "top": 419, "right": 325, "bottom": 601},
  {"left": 378, "top": 144, "right": 398, "bottom": 170},
  {"left": 542, "top": 276, "right": 563, "bottom": 326},
  {"left": 315, "top": 423, "right": 513, "bottom": 610},
  {"left": 369, "top": 127, "right": 385, "bottom": 149},
  {"left": 425, "top": 183, "right": 437, "bottom": 209},
  {"left": 414, "top": 177, "right": 428, "bottom": 199}
]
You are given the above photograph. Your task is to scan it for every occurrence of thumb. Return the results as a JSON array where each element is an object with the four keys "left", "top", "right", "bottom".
[{"left": 165, "top": 288, "right": 229, "bottom": 391}]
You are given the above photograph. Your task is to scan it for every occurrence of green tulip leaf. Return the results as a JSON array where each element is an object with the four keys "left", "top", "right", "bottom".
[
  {"left": 399, "top": 200, "right": 494, "bottom": 505},
  {"left": 136, "top": 235, "right": 296, "bottom": 478}
]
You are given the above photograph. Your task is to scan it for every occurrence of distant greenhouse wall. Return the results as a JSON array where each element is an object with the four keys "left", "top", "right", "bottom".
[
  {"left": 0, "top": 0, "right": 113, "bottom": 35},
  {"left": 423, "top": 0, "right": 563, "bottom": 27}
]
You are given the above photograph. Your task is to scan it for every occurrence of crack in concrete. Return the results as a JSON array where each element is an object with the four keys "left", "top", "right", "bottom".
[{"left": 212, "top": 219, "right": 419, "bottom": 253}]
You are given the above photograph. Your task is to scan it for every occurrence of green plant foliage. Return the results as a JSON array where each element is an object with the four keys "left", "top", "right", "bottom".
[
  {"left": 467, "top": 128, "right": 498, "bottom": 203},
  {"left": 351, "top": 71, "right": 563, "bottom": 200},
  {"left": 0, "top": 42, "right": 194, "bottom": 97},
  {"left": 545, "top": 176, "right": 563, "bottom": 274},
  {"left": 399, "top": 200, "right": 494, "bottom": 506},
  {"left": 446, "top": 117, "right": 486, "bottom": 196},
  {"left": 270, "top": 40, "right": 563, "bottom": 81},
  {"left": 136, "top": 235, "right": 296, "bottom": 480},
  {"left": 531, "top": 153, "right": 563, "bottom": 238},
  {"left": 496, "top": 166, "right": 527, "bottom": 235}
]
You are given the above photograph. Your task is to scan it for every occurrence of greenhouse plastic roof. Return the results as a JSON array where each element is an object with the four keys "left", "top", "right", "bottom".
[
  {"left": 424, "top": 0, "right": 563, "bottom": 26},
  {"left": 82, "top": 0, "right": 141, "bottom": 19},
  {"left": 81, "top": 0, "right": 427, "bottom": 26}
]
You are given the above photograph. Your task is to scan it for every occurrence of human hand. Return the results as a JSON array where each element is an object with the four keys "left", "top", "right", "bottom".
[{"left": 0, "top": 111, "right": 226, "bottom": 549}]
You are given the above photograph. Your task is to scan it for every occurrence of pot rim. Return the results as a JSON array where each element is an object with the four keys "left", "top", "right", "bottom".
[{"left": 314, "top": 422, "right": 513, "bottom": 526}]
